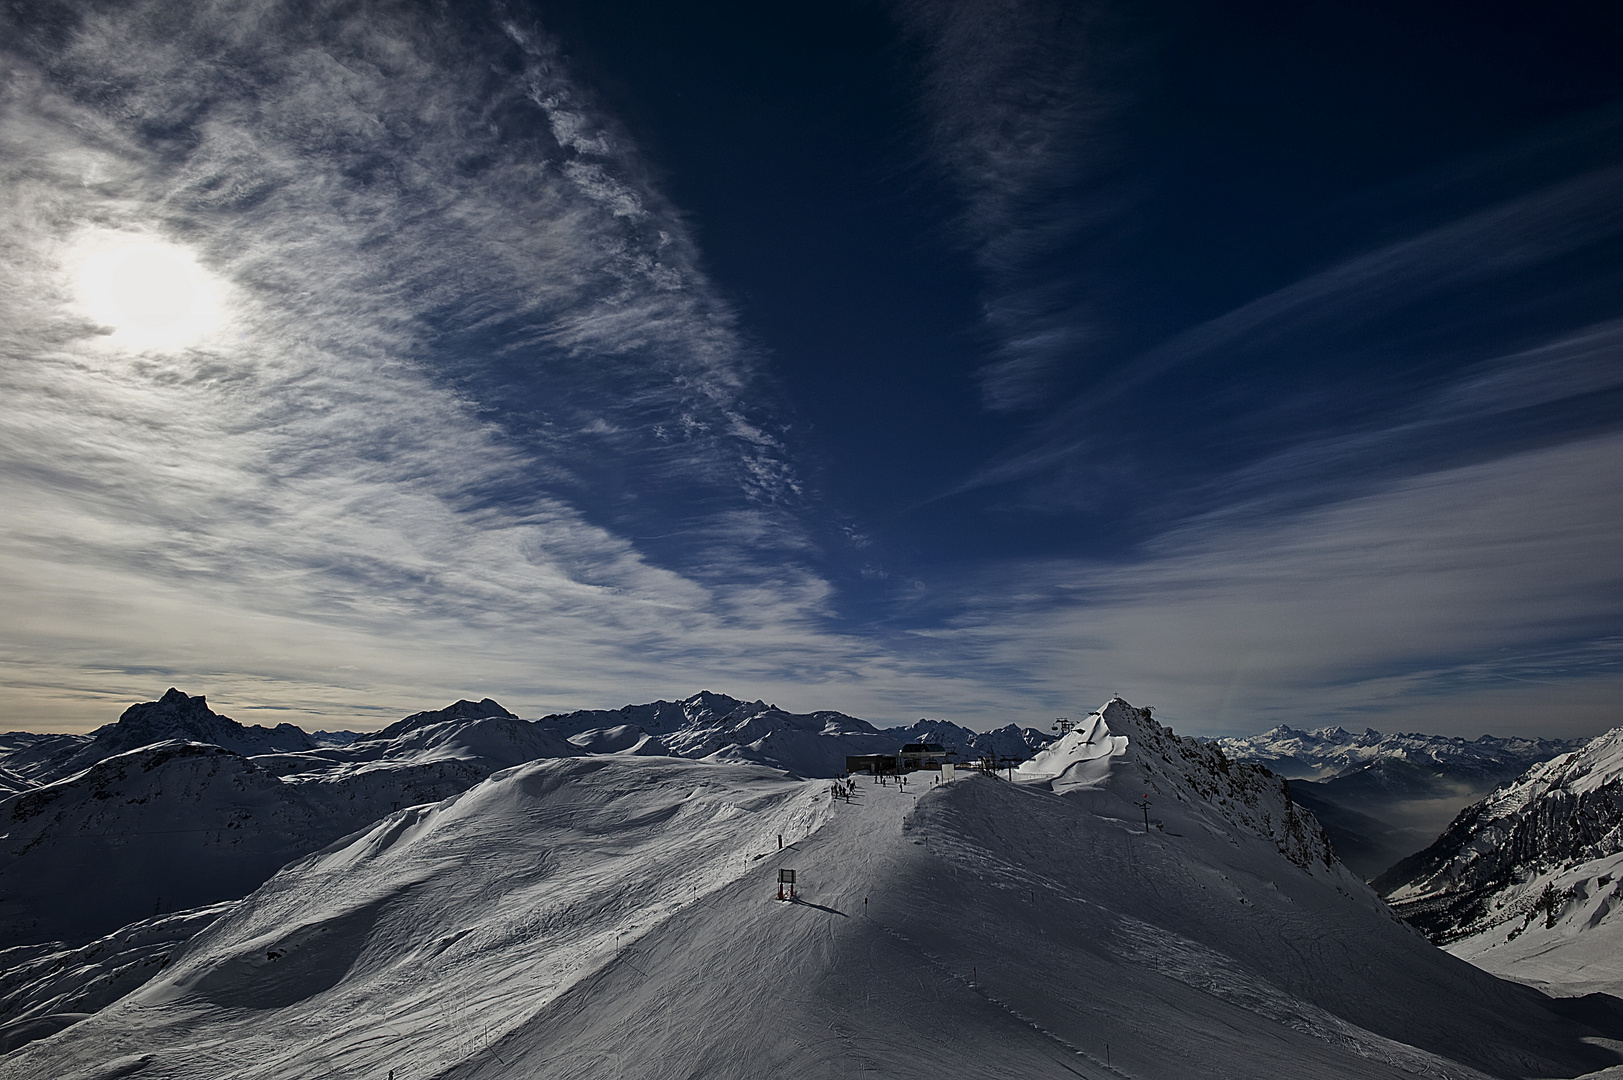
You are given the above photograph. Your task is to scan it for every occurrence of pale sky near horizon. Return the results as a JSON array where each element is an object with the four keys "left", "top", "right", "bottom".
[{"left": 3, "top": 0, "right": 1621, "bottom": 738}]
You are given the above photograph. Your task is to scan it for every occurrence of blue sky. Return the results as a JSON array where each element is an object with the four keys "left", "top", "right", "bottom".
[{"left": 2, "top": 0, "right": 1620, "bottom": 736}]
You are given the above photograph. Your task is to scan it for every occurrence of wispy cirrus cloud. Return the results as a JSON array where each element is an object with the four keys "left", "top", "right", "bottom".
[
  {"left": 909, "top": 432, "right": 1623, "bottom": 737},
  {"left": 884, "top": 4, "right": 1623, "bottom": 739},
  {"left": 953, "top": 160, "right": 1623, "bottom": 502},
  {"left": 893, "top": 0, "right": 1126, "bottom": 412},
  {"left": 0, "top": 0, "right": 863, "bottom": 728}
]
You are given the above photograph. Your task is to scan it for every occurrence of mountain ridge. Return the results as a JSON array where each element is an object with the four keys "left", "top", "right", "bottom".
[
  {"left": 8, "top": 698, "right": 1621, "bottom": 1079},
  {"left": 1376, "top": 725, "right": 1623, "bottom": 996}
]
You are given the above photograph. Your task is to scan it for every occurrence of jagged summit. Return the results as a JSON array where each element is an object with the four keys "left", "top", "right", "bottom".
[
  {"left": 875, "top": 717, "right": 1053, "bottom": 762},
  {"left": 71, "top": 689, "right": 316, "bottom": 767},
  {"left": 356, "top": 697, "right": 519, "bottom": 743},
  {"left": 1220, "top": 718, "right": 1584, "bottom": 880},
  {"left": 1021, "top": 697, "right": 1338, "bottom": 871}
]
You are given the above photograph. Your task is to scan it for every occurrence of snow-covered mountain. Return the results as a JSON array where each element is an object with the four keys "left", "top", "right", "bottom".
[
  {"left": 0, "top": 688, "right": 918, "bottom": 953},
  {"left": 1218, "top": 724, "right": 1582, "bottom": 881},
  {"left": 8, "top": 697, "right": 1621, "bottom": 1079},
  {"left": 1020, "top": 698, "right": 1335, "bottom": 869},
  {"left": 876, "top": 717, "right": 1054, "bottom": 762},
  {"left": 0, "top": 696, "right": 583, "bottom": 949},
  {"left": 353, "top": 697, "right": 519, "bottom": 743},
  {"left": 85, "top": 688, "right": 317, "bottom": 760},
  {"left": 539, "top": 690, "right": 898, "bottom": 776},
  {"left": 307, "top": 729, "right": 364, "bottom": 748},
  {"left": 1375, "top": 725, "right": 1623, "bottom": 997},
  {"left": 1216, "top": 724, "right": 1582, "bottom": 782},
  {"left": 0, "top": 690, "right": 318, "bottom": 791},
  {"left": 0, "top": 738, "right": 499, "bottom": 949},
  {"left": 0, "top": 732, "right": 92, "bottom": 788}
]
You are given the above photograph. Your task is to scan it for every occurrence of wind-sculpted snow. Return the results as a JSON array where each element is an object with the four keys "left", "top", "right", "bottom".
[
  {"left": 1016, "top": 708, "right": 1130, "bottom": 788},
  {"left": 1022, "top": 698, "right": 1337, "bottom": 871},
  {"left": 565, "top": 723, "right": 670, "bottom": 755},
  {"left": 7, "top": 688, "right": 1621, "bottom": 1076},
  {"left": 10, "top": 736, "right": 1622, "bottom": 1079},
  {"left": 1377, "top": 726, "right": 1623, "bottom": 995},
  {"left": 2, "top": 756, "right": 828, "bottom": 1080}
]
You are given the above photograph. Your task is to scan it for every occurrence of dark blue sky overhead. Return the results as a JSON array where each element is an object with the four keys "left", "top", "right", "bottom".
[{"left": 2, "top": 0, "right": 1620, "bottom": 735}]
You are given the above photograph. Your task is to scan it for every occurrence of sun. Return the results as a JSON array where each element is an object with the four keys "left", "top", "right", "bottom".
[{"left": 72, "top": 233, "right": 228, "bottom": 351}]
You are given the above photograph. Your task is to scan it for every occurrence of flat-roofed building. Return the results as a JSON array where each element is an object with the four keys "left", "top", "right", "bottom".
[{"left": 899, "top": 742, "right": 949, "bottom": 770}]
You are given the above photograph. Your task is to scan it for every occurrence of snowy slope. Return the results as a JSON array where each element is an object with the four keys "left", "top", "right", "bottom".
[
  {"left": 0, "top": 732, "right": 93, "bottom": 787},
  {"left": 1377, "top": 726, "right": 1623, "bottom": 996},
  {"left": 0, "top": 695, "right": 599, "bottom": 951},
  {"left": 0, "top": 733, "right": 532, "bottom": 949},
  {"left": 0, "top": 903, "right": 232, "bottom": 1054},
  {"left": 253, "top": 713, "right": 580, "bottom": 779},
  {"left": 1021, "top": 697, "right": 1337, "bottom": 871},
  {"left": 9, "top": 702, "right": 1622, "bottom": 1079},
  {"left": 4, "top": 756, "right": 830, "bottom": 1079},
  {"left": 0, "top": 764, "right": 34, "bottom": 798}
]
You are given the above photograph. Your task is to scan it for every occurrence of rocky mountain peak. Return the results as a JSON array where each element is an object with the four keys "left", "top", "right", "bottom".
[
  {"left": 90, "top": 689, "right": 315, "bottom": 758},
  {"left": 358, "top": 698, "right": 519, "bottom": 743}
]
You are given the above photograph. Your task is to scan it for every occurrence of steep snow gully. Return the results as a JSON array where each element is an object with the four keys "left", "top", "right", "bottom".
[{"left": 5, "top": 698, "right": 1623, "bottom": 1079}]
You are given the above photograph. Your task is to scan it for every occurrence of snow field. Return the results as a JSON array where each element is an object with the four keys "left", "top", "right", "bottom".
[
  {"left": 1, "top": 755, "right": 829, "bottom": 1080},
  {"left": 6, "top": 698, "right": 1623, "bottom": 1079}
]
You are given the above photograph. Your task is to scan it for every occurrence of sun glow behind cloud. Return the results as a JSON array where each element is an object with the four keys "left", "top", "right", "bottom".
[
  {"left": 1, "top": 0, "right": 1619, "bottom": 740},
  {"left": 0, "top": 0, "right": 1005, "bottom": 732},
  {"left": 71, "top": 234, "right": 229, "bottom": 351}
]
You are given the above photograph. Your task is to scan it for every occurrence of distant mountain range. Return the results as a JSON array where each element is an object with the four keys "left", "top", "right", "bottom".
[
  {"left": 1214, "top": 725, "right": 1583, "bottom": 783},
  {"left": 1375, "top": 726, "right": 1623, "bottom": 997},
  {"left": 1215, "top": 725, "right": 1585, "bottom": 880}
]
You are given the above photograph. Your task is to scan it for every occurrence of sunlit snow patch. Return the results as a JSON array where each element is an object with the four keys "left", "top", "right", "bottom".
[{"left": 1015, "top": 702, "right": 1130, "bottom": 791}]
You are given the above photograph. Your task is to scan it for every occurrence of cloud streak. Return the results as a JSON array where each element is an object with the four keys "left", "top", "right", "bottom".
[
  {"left": 0, "top": 0, "right": 883, "bottom": 728},
  {"left": 949, "top": 159, "right": 1623, "bottom": 504},
  {"left": 912, "top": 432, "right": 1623, "bottom": 737},
  {"left": 894, "top": 0, "right": 1127, "bottom": 412}
]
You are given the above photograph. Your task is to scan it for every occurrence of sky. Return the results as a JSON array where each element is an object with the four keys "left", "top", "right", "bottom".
[{"left": 2, "top": 0, "right": 1620, "bottom": 738}]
